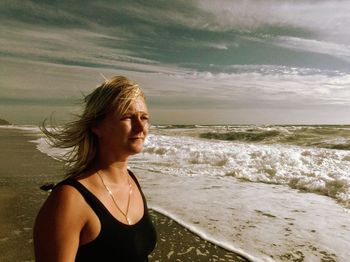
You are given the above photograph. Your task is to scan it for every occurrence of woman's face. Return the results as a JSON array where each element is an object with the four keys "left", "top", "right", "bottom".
[{"left": 93, "top": 97, "right": 150, "bottom": 160}]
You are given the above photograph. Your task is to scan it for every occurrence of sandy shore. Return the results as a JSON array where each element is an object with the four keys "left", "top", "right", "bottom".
[
  {"left": 0, "top": 127, "right": 64, "bottom": 261},
  {"left": 0, "top": 127, "right": 249, "bottom": 261},
  {"left": 148, "top": 209, "right": 248, "bottom": 262}
]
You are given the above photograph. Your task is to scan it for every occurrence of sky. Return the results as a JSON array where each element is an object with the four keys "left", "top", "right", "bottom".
[{"left": 1, "top": 0, "right": 350, "bottom": 125}]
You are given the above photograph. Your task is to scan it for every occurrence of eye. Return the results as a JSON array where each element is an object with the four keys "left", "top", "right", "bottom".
[
  {"left": 141, "top": 115, "right": 150, "bottom": 122},
  {"left": 120, "top": 115, "right": 132, "bottom": 120}
]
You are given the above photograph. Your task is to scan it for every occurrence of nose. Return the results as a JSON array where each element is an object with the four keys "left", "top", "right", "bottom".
[{"left": 133, "top": 116, "right": 148, "bottom": 132}]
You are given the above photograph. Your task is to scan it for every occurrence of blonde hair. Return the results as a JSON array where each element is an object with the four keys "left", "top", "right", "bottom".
[{"left": 41, "top": 75, "right": 145, "bottom": 178}]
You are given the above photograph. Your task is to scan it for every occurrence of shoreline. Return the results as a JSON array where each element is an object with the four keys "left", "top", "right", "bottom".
[
  {"left": 149, "top": 205, "right": 254, "bottom": 261},
  {"left": 148, "top": 209, "right": 249, "bottom": 262},
  {"left": 0, "top": 127, "right": 249, "bottom": 261}
]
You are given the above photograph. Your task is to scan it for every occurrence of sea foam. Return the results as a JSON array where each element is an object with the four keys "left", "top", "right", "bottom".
[{"left": 141, "top": 134, "right": 350, "bottom": 208}]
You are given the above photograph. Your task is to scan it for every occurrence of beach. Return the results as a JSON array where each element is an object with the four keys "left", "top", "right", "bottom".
[
  {"left": 2, "top": 124, "right": 350, "bottom": 261},
  {"left": 0, "top": 127, "right": 248, "bottom": 262},
  {"left": 0, "top": 128, "right": 63, "bottom": 261},
  {"left": 148, "top": 210, "right": 247, "bottom": 262}
]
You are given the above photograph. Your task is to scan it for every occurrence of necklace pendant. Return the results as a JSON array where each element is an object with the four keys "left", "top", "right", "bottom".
[{"left": 97, "top": 171, "right": 133, "bottom": 226}]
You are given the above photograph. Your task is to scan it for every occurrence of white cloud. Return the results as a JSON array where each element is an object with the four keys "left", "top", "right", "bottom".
[
  {"left": 156, "top": 67, "right": 350, "bottom": 107},
  {"left": 0, "top": 0, "right": 92, "bottom": 26},
  {"left": 0, "top": 23, "right": 162, "bottom": 70},
  {"left": 194, "top": 0, "right": 350, "bottom": 42},
  {"left": 207, "top": 43, "right": 229, "bottom": 50},
  {"left": 271, "top": 36, "right": 350, "bottom": 61}
]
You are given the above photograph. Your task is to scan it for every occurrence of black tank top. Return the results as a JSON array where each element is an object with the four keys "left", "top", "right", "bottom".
[{"left": 58, "top": 171, "right": 157, "bottom": 262}]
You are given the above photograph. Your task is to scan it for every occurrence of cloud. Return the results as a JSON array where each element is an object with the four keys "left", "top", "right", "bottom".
[
  {"left": 0, "top": 0, "right": 91, "bottom": 27},
  {"left": 0, "top": 23, "right": 165, "bottom": 72},
  {"left": 1, "top": 0, "right": 349, "bottom": 70},
  {"left": 154, "top": 66, "right": 350, "bottom": 107},
  {"left": 271, "top": 36, "right": 350, "bottom": 61},
  {"left": 194, "top": 0, "right": 350, "bottom": 38},
  {"left": 207, "top": 43, "right": 229, "bottom": 50},
  {"left": 185, "top": 1, "right": 350, "bottom": 60},
  {"left": 1, "top": 1, "right": 350, "bottom": 124}
]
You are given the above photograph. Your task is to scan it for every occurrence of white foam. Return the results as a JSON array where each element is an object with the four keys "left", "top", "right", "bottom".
[
  {"left": 0, "top": 124, "right": 40, "bottom": 132},
  {"left": 149, "top": 204, "right": 257, "bottom": 261},
  {"left": 141, "top": 134, "right": 350, "bottom": 207},
  {"left": 31, "top": 137, "right": 68, "bottom": 161},
  {"left": 136, "top": 168, "right": 350, "bottom": 262}
]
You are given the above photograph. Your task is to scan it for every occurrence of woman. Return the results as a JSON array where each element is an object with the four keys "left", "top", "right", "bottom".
[{"left": 34, "top": 76, "right": 157, "bottom": 261}]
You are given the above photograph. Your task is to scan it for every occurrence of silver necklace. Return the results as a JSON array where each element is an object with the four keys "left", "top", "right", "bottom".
[{"left": 97, "top": 171, "right": 133, "bottom": 225}]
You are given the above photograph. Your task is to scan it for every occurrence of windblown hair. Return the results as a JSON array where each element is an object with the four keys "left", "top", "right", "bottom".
[{"left": 41, "top": 75, "right": 145, "bottom": 178}]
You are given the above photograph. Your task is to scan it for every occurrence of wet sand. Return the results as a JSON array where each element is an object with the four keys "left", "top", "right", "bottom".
[
  {"left": 0, "top": 128, "right": 64, "bottom": 261},
  {"left": 0, "top": 127, "right": 249, "bottom": 261},
  {"left": 148, "top": 209, "right": 248, "bottom": 262}
]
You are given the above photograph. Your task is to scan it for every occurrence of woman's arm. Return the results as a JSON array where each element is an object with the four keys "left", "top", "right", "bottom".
[{"left": 34, "top": 185, "right": 86, "bottom": 262}]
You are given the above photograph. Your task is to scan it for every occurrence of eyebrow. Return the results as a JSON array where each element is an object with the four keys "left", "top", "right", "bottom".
[{"left": 123, "top": 110, "right": 149, "bottom": 115}]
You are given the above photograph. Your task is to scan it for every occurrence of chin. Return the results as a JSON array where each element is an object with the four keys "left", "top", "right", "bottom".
[
  {"left": 128, "top": 145, "right": 144, "bottom": 155},
  {"left": 125, "top": 139, "right": 144, "bottom": 155}
]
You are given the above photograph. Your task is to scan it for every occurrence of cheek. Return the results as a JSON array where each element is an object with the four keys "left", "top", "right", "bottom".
[
  {"left": 98, "top": 125, "right": 122, "bottom": 141},
  {"left": 142, "top": 125, "right": 149, "bottom": 136}
]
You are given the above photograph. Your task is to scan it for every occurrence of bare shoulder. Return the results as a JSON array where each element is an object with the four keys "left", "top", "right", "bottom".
[
  {"left": 35, "top": 184, "right": 87, "bottom": 228},
  {"left": 33, "top": 184, "right": 87, "bottom": 261}
]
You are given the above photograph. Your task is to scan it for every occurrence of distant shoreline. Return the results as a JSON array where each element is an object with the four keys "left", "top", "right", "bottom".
[{"left": 0, "top": 118, "right": 11, "bottom": 125}]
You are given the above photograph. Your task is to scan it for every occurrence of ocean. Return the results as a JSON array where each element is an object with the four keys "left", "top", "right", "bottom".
[{"left": 16, "top": 124, "right": 350, "bottom": 261}]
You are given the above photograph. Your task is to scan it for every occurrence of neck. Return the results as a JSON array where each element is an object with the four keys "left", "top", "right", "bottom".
[
  {"left": 96, "top": 161, "right": 129, "bottom": 184},
  {"left": 98, "top": 144, "right": 130, "bottom": 166}
]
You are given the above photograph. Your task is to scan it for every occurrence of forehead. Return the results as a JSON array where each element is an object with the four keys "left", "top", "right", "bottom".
[{"left": 123, "top": 97, "right": 148, "bottom": 114}]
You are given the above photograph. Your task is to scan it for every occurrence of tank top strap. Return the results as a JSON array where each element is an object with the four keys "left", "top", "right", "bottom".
[
  {"left": 127, "top": 169, "right": 142, "bottom": 191},
  {"left": 56, "top": 178, "right": 107, "bottom": 220},
  {"left": 127, "top": 169, "right": 149, "bottom": 209}
]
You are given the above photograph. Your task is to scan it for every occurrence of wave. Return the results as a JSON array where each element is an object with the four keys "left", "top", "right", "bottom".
[
  {"left": 142, "top": 133, "right": 350, "bottom": 208},
  {"left": 0, "top": 124, "right": 40, "bottom": 132},
  {"left": 200, "top": 129, "right": 281, "bottom": 142},
  {"left": 155, "top": 124, "right": 199, "bottom": 129},
  {"left": 199, "top": 125, "right": 350, "bottom": 150}
]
